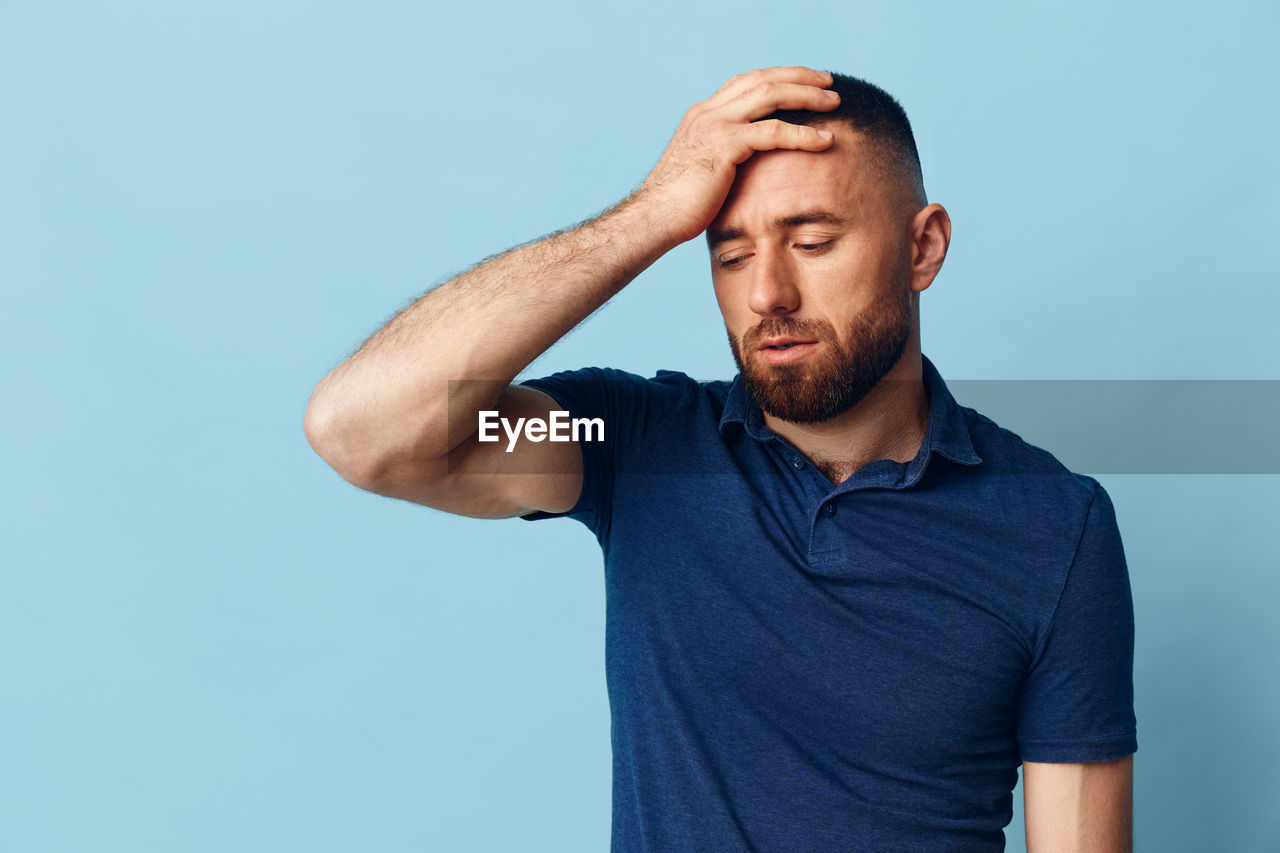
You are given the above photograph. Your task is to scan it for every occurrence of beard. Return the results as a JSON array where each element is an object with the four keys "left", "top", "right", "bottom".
[{"left": 727, "top": 274, "right": 913, "bottom": 425}]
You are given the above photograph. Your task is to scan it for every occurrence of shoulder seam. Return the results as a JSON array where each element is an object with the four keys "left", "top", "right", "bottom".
[
  {"left": 630, "top": 371, "right": 700, "bottom": 459},
  {"left": 1025, "top": 482, "right": 1102, "bottom": 668}
]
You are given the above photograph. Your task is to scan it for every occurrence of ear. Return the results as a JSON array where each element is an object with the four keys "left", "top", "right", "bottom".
[{"left": 908, "top": 203, "right": 951, "bottom": 293}]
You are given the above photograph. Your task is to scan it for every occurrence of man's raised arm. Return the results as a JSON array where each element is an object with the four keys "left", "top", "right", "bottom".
[{"left": 302, "top": 66, "right": 841, "bottom": 518}]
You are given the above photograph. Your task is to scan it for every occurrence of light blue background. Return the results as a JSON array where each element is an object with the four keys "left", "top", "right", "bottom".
[{"left": 3, "top": 1, "right": 1277, "bottom": 850}]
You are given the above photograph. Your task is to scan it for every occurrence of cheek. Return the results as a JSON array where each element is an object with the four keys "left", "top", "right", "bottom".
[
  {"left": 712, "top": 282, "right": 747, "bottom": 326},
  {"left": 815, "top": 246, "right": 898, "bottom": 305}
]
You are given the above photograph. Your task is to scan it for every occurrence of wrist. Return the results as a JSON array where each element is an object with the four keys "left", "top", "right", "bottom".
[{"left": 602, "top": 187, "right": 691, "bottom": 256}]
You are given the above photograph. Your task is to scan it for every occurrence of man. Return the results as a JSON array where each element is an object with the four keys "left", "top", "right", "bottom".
[{"left": 304, "top": 66, "right": 1136, "bottom": 852}]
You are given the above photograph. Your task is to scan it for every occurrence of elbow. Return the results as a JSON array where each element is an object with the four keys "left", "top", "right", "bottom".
[
  {"left": 303, "top": 392, "right": 451, "bottom": 493},
  {"left": 303, "top": 395, "right": 383, "bottom": 490}
]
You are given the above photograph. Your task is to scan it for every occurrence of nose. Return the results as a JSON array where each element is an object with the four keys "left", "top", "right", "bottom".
[{"left": 746, "top": 243, "right": 800, "bottom": 317}]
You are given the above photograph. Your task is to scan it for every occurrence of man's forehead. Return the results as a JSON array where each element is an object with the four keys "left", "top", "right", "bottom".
[{"left": 708, "top": 126, "right": 879, "bottom": 237}]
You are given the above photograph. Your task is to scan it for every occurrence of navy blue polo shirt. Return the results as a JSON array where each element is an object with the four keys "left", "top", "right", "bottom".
[{"left": 519, "top": 354, "right": 1136, "bottom": 852}]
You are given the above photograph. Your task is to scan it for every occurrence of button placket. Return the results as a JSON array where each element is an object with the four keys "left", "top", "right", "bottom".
[{"left": 808, "top": 494, "right": 845, "bottom": 565}]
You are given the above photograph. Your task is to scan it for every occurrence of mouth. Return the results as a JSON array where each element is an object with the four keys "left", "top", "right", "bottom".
[{"left": 756, "top": 339, "right": 820, "bottom": 364}]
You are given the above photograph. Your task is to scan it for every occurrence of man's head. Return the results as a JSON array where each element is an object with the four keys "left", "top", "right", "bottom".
[
  {"left": 706, "top": 72, "right": 949, "bottom": 425},
  {"left": 769, "top": 72, "right": 928, "bottom": 213}
]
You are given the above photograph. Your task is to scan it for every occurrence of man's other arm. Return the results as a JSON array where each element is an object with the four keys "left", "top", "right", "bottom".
[
  {"left": 302, "top": 66, "right": 842, "bottom": 518},
  {"left": 1022, "top": 756, "right": 1133, "bottom": 853}
]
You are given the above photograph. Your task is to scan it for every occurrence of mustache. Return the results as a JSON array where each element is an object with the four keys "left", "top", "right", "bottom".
[{"left": 742, "top": 317, "right": 837, "bottom": 349}]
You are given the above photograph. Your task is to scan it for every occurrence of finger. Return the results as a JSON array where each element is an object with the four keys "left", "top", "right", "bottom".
[
  {"left": 704, "top": 66, "right": 831, "bottom": 109},
  {"left": 729, "top": 119, "right": 835, "bottom": 163},
  {"left": 702, "top": 66, "right": 833, "bottom": 110},
  {"left": 715, "top": 80, "right": 840, "bottom": 123}
]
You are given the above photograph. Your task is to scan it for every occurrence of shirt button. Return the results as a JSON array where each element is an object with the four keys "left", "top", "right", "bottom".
[
  {"left": 791, "top": 457, "right": 805, "bottom": 470},
  {"left": 823, "top": 503, "right": 837, "bottom": 517}
]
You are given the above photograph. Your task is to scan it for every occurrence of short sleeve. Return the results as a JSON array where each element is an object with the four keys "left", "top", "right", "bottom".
[
  {"left": 515, "top": 367, "right": 692, "bottom": 540},
  {"left": 1015, "top": 482, "right": 1138, "bottom": 763}
]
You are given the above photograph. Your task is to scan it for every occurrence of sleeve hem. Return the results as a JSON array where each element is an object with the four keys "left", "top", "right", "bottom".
[
  {"left": 1018, "top": 731, "right": 1137, "bottom": 763},
  {"left": 515, "top": 378, "right": 596, "bottom": 524}
]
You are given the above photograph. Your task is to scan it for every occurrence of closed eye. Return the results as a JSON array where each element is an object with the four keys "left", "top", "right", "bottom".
[{"left": 718, "top": 241, "right": 834, "bottom": 269}]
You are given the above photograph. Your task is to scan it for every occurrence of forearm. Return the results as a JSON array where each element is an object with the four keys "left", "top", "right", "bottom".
[{"left": 304, "top": 190, "right": 675, "bottom": 484}]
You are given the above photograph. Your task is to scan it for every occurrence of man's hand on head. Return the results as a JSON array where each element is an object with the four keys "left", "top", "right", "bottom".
[{"left": 633, "top": 66, "right": 840, "bottom": 247}]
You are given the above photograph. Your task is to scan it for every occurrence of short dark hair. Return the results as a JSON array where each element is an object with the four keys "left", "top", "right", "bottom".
[{"left": 761, "top": 72, "right": 927, "bottom": 209}]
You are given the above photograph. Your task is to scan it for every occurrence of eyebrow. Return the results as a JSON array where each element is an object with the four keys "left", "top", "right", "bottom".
[{"left": 705, "top": 209, "right": 850, "bottom": 250}]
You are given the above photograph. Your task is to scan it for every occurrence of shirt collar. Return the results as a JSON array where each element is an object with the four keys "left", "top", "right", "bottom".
[{"left": 718, "top": 352, "right": 983, "bottom": 473}]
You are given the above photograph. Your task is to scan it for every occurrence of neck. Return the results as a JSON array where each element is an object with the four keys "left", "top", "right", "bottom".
[{"left": 761, "top": 349, "right": 930, "bottom": 486}]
